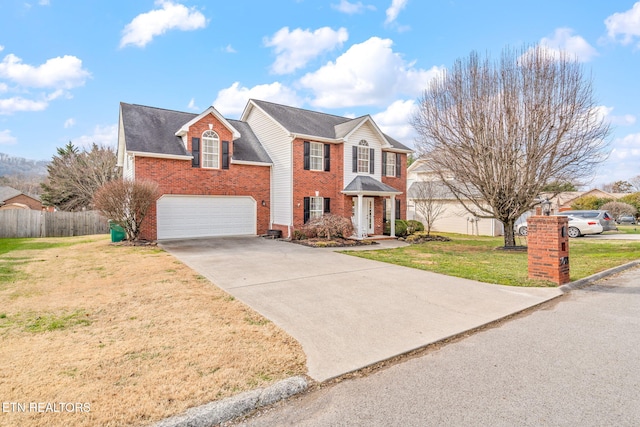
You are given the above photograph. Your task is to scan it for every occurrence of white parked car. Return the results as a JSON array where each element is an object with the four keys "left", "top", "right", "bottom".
[{"left": 515, "top": 215, "right": 603, "bottom": 238}]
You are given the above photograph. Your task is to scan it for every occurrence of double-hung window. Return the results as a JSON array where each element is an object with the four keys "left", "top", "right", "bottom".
[
  {"left": 202, "top": 130, "right": 220, "bottom": 168},
  {"left": 386, "top": 153, "right": 396, "bottom": 177},
  {"left": 310, "top": 142, "right": 323, "bottom": 171},
  {"left": 357, "top": 140, "right": 369, "bottom": 173},
  {"left": 310, "top": 196, "right": 323, "bottom": 220}
]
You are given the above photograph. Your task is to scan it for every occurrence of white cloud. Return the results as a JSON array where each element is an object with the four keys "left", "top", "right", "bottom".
[
  {"left": 299, "top": 37, "right": 444, "bottom": 108},
  {"left": 0, "top": 53, "right": 90, "bottom": 89},
  {"left": 0, "top": 83, "right": 7, "bottom": 93},
  {"left": 594, "top": 132, "right": 640, "bottom": 185},
  {"left": 0, "top": 129, "right": 17, "bottom": 145},
  {"left": 372, "top": 99, "right": 417, "bottom": 146},
  {"left": 64, "top": 118, "right": 75, "bottom": 128},
  {"left": 264, "top": 27, "right": 349, "bottom": 74},
  {"left": 224, "top": 44, "right": 236, "bottom": 53},
  {"left": 594, "top": 105, "right": 636, "bottom": 126},
  {"left": 213, "top": 82, "right": 302, "bottom": 117},
  {"left": 39, "top": 0, "right": 50, "bottom": 5},
  {"left": 0, "top": 97, "right": 48, "bottom": 115},
  {"left": 539, "top": 28, "right": 598, "bottom": 62},
  {"left": 73, "top": 124, "right": 118, "bottom": 148},
  {"left": 120, "top": 0, "right": 207, "bottom": 48},
  {"left": 187, "top": 98, "right": 199, "bottom": 111},
  {"left": 605, "top": 2, "right": 640, "bottom": 47},
  {"left": 331, "top": 0, "right": 376, "bottom": 14},
  {"left": 385, "top": 0, "right": 408, "bottom": 25}
]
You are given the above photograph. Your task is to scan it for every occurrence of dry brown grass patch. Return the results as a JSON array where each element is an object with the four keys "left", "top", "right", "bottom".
[{"left": 0, "top": 235, "right": 306, "bottom": 427}]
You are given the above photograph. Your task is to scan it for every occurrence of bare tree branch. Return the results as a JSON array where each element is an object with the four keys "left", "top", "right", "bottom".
[{"left": 411, "top": 45, "right": 611, "bottom": 246}]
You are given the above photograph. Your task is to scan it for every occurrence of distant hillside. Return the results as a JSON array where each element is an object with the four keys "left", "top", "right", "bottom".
[{"left": 0, "top": 153, "right": 49, "bottom": 177}]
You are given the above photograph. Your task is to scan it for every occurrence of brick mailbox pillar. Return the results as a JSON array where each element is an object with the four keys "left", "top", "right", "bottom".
[{"left": 527, "top": 215, "right": 570, "bottom": 285}]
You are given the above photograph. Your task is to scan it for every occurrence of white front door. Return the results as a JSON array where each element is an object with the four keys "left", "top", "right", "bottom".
[{"left": 353, "top": 197, "right": 375, "bottom": 236}]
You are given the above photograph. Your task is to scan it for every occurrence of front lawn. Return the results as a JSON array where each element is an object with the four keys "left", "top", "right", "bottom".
[
  {"left": 614, "top": 224, "right": 640, "bottom": 234},
  {"left": 0, "top": 236, "right": 305, "bottom": 427},
  {"left": 345, "top": 234, "right": 640, "bottom": 287}
]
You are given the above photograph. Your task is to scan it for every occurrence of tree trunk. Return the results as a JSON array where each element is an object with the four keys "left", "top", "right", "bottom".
[{"left": 503, "top": 219, "right": 516, "bottom": 247}]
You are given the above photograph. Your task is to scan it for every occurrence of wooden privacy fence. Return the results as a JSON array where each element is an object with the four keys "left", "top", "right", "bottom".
[{"left": 0, "top": 210, "right": 109, "bottom": 238}]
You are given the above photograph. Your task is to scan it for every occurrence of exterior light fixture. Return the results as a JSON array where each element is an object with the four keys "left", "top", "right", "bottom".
[{"left": 541, "top": 198, "right": 551, "bottom": 216}]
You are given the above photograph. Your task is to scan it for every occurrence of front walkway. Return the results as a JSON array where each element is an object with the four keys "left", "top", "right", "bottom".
[{"left": 160, "top": 236, "right": 562, "bottom": 382}]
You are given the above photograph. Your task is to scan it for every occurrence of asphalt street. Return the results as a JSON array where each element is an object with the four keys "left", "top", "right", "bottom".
[{"left": 235, "top": 266, "right": 640, "bottom": 427}]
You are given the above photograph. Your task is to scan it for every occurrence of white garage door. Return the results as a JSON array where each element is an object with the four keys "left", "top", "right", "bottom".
[{"left": 157, "top": 195, "right": 256, "bottom": 239}]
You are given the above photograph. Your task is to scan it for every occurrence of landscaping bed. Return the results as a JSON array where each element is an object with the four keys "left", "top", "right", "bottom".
[{"left": 292, "top": 237, "right": 378, "bottom": 248}]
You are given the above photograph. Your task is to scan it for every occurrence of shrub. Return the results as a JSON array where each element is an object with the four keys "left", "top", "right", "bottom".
[
  {"left": 394, "top": 220, "right": 409, "bottom": 237},
  {"left": 406, "top": 220, "right": 425, "bottom": 234},
  {"left": 94, "top": 179, "right": 160, "bottom": 241},
  {"left": 299, "top": 214, "right": 354, "bottom": 240}
]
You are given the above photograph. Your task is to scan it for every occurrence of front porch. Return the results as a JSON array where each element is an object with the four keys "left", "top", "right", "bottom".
[{"left": 343, "top": 176, "right": 403, "bottom": 240}]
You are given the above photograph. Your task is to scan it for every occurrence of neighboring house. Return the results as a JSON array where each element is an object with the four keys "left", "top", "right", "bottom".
[
  {"left": 117, "top": 99, "right": 411, "bottom": 241},
  {"left": 0, "top": 186, "right": 43, "bottom": 211},
  {"left": 406, "top": 160, "right": 503, "bottom": 236},
  {"left": 546, "top": 189, "right": 627, "bottom": 212}
]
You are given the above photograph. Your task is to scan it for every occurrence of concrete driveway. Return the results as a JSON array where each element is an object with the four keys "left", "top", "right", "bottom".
[{"left": 160, "top": 237, "right": 562, "bottom": 382}]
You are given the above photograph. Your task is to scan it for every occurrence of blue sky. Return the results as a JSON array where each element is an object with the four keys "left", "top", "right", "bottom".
[{"left": 0, "top": 0, "right": 639, "bottom": 188}]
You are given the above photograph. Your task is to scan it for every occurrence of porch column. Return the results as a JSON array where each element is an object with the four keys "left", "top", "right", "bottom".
[
  {"left": 390, "top": 195, "right": 396, "bottom": 237},
  {"left": 357, "top": 194, "right": 364, "bottom": 239}
]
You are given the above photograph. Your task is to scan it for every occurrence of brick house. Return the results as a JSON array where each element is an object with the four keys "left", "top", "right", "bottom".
[
  {"left": 0, "top": 186, "right": 43, "bottom": 210},
  {"left": 117, "top": 99, "right": 411, "bottom": 241}
]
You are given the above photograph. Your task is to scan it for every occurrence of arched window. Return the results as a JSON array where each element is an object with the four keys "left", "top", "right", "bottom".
[
  {"left": 357, "top": 140, "right": 369, "bottom": 173},
  {"left": 202, "top": 130, "right": 220, "bottom": 168}
]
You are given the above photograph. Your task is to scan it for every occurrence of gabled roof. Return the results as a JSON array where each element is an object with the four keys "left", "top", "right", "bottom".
[
  {"left": 343, "top": 176, "right": 402, "bottom": 195},
  {"left": 119, "top": 103, "right": 272, "bottom": 164},
  {"left": 408, "top": 181, "right": 457, "bottom": 200},
  {"left": 175, "top": 106, "right": 241, "bottom": 140},
  {"left": 246, "top": 99, "right": 412, "bottom": 152},
  {"left": 120, "top": 103, "right": 192, "bottom": 157},
  {"left": 0, "top": 186, "right": 40, "bottom": 204},
  {"left": 0, "top": 186, "right": 23, "bottom": 202}
]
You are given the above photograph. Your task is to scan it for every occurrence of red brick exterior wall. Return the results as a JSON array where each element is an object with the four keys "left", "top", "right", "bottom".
[
  {"left": 291, "top": 139, "right": 347, "bottom": 229},
  {"left": 5, "top": 194, "right": 43, "bottom": 210},
  {"left": 290, "top": 140, "right": 407, "bottom": 235},
  {"left": 382, "top": 153, "right": 407, "bottom": 220},
  {"left": 527, "top": 215, "right": 570, "bottom": 285},
  {"left": 134, "top": 113, "right": 270, "bottom": 241}
]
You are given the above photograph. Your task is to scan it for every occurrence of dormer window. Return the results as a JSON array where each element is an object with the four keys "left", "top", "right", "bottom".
[{"left": 202, "top": 130, "right": 220, "bottom": 168}]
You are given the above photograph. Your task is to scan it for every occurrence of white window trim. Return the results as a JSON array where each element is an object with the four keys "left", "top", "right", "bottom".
[
  {"left": 202, "top": 130, "right": 220, "bottom": 169},
  {"left": 310, "top": 196, "right": 323, "bottom": 220},
  {"left": 357, "top": 140, "right": 369, "bottom": 173},
  {"left": 386, "top": 153, "right": 396, "bottom": 177},
  {"left": 310, "top": 142, "right": 323, "bottom": 171}
]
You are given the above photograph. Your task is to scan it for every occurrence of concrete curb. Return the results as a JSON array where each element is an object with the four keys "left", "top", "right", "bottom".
[
  {"left": 559, "top": 260, "right": 640, "bottom": 293},
  {"left": 152, "top": 376, "right": 308, "bottom": 427}
]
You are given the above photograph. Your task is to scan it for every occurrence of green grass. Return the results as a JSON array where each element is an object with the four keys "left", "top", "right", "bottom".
[
  {"left": 0, "top": 237, "right": 88, "bottom": 255},
  {"left": 0, "top": 237, "right": 90, "bottom": 285},
  {"left": 344, "top": 233, "right": 640, "bottom": 287},
  {"left": 615, "top": 224, "right": 640, "bottom": 234},
  {"left": 0, "top": 310, "right": 92, "bottom": 333}
]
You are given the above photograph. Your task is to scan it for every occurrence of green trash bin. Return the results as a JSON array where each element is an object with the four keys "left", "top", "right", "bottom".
[{"left": 109, "top": 221, "right": 126, "bottom": 243}]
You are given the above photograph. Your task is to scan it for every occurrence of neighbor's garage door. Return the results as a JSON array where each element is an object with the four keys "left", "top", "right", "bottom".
[{"left": 157, "top": 195, "right": 256, "bottom": 239}]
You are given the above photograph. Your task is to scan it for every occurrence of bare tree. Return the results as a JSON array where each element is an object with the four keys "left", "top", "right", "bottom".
[
  {"left": 410, "top": 181, "right": 448, "bottom": 235},
  {"left": 41, "top": 142, "right": 121, "bottom": 211},
  {"left": 93, "top": 179, "right": 159, "bottom": 241},
  {"left": 412, "top": 45, "right": 610, "bottom": 247},
  {"left": 600, "top": 201, "right": 636, "bottom": 219},
  {"left": 629, "top": 175, "right": 640, "bottom": 192}
]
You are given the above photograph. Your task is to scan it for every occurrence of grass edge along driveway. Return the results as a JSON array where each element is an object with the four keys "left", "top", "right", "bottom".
[
  {"left": 0, "top": 235, "right": 306, "bottom": 427},
  {"left": 344, "top": 234, "right": 640, "bottom": 287}
]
